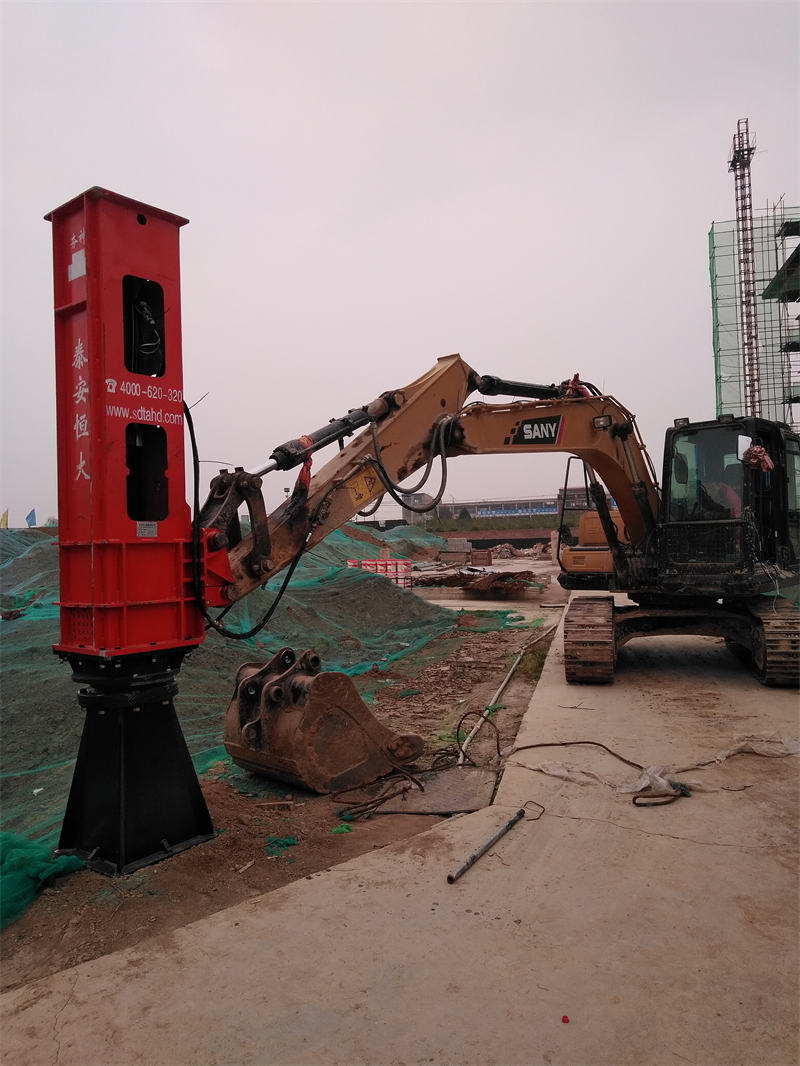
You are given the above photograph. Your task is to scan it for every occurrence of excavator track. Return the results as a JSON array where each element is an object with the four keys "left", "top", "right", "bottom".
[
  {"left": 747, "top": 598, "right": 800, "bottom": 687},
  {"left": 563, "top": 594, "right": 616, "bottom": 683}
]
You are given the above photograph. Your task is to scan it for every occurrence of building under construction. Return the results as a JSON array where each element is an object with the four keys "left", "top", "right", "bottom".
[{"left": 709, "top": 119, "right": 799, "bottom": 430}]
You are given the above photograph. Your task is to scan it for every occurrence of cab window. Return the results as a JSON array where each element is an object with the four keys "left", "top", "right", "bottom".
[{"left": 669, "top": 426, "right": 743, "bottom": 520}]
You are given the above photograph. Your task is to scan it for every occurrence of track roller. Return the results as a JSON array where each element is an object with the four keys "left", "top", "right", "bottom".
[
  {"left": 563, "top": 594, "right": 616, "bottom": 684},
  {"left": 747, "top": 599, "right": 800, "bottom": 687}
]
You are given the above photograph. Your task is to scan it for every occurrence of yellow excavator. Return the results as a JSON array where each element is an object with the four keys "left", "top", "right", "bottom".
[{"left": 190, "top": 354, "right": 799, "bottom": 789}]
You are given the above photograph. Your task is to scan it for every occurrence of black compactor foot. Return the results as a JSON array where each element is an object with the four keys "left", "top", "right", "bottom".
[{"left": 57, "top": 663, "right": 213, "bottom": 876}]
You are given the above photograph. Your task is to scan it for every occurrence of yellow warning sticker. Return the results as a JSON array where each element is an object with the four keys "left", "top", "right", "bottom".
[{"left": 346, "top": 464, "right": 381, "bottom": 508}]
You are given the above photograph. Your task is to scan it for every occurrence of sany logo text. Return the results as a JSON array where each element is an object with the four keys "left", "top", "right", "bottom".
[{"left": 511, "top": 417, "right": 564, "bottom": 445}]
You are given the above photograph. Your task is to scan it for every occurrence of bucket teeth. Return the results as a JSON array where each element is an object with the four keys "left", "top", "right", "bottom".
[{"left": 224, "top": 649, "right": 423, "bottom": 793}]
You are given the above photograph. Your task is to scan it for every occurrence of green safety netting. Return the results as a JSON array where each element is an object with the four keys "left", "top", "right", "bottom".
[
  {"left": 0, "top": 530, "right": 60, "bottom": 619},
  {"left": 237, "top": 566, "right": 456, "bottom": 673},
  {"left": 370, "top": 525, "right": 448, "bottom": 557},
  {"left": 0, "top": 832, "right": 84, "bottom": 929},
  {"left": 0, "top": 523, "right": 525, "bottom": 925},
  {"left": 0, "top": 528, "right": 54, "bottom": 565}
]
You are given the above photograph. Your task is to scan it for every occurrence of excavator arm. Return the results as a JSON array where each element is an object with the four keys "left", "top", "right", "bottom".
[
  {"left": 193, "top": 354, "right": 796, "bottom": 795},
  {"left": 198, "top": 353, "right": 660, "bottom": 606}
]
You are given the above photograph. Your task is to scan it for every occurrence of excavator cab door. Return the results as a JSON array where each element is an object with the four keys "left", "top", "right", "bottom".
[
  {"left": 661, "top": 423, "right": 749, "bottom": 594},
  {"left": 665, "top": 425, "right": 745, "bottom": 522},
  {"left": 661, "top": 418, "right": 799, "bottom": 597}
]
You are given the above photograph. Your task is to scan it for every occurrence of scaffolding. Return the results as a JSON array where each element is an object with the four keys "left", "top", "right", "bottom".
[
  {"left": 727, "top": 119, "right": 761, "bottom": 415},
  {"left": 710, "top": 198, "right": 800, "bottom": 430}
]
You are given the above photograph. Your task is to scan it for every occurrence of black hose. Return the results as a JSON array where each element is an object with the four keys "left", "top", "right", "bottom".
[
  {"left": 183, "top": 401, "right": 307, "bottom": 642},
  {"left": 368, "top": 416, "right": 454, "bottom": 513}
]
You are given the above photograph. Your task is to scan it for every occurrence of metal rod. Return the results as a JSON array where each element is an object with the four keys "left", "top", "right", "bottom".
[
  {"left": 252, "top": 458, "right": 278, "bottom": 477},
  {"left": 447, "top": 808, "right": 525, "bottom": 884}
]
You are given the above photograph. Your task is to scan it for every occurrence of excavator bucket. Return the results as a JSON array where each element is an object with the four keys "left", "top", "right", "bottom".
[{"left": 223, "top": 647, "right": 425, "bottom": 793}]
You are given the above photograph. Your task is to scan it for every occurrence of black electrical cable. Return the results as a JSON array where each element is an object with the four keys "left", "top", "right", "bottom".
[
  {"left": 454, "top": 710, "right": 503, "bottom": 766},
  {"left": 183, "top": 400, "right": 309, "bottom": 641},
  {"left": 203, "top": 542, "right": 308, "bottom": 641},
  {"left": 509, "top": 740, "right": 644, "bottom": 771}
]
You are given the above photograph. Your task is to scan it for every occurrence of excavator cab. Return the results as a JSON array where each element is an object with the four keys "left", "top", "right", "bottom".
[{"left": 660, "top": 416, "right": 800, "bottom": 599}]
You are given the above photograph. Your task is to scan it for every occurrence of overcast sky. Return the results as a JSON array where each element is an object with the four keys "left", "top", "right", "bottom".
[{"left": 1, "top": 0, "right": 797, "bottom": 525}]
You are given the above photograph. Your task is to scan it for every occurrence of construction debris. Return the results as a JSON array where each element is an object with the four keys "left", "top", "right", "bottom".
[
  {"left": 414, "top": 567, "right": 550, "bottom": 598},
  {"left": 491, "top": 542, "right": 549, "bottom": 559}
]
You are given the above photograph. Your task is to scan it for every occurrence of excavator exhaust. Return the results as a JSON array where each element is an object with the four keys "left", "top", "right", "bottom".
[{"left": 224, "top": 648, "right": 425, "bottom": 793}]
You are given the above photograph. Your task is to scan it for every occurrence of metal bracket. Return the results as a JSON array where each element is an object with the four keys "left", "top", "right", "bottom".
[{"left": 198, "top": 467, "right": 273, "bottom": 579}]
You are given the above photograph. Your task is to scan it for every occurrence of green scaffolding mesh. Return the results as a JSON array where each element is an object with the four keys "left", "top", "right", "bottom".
[{"left": 708, "top": 206, "right": 800, "bottom": 428}]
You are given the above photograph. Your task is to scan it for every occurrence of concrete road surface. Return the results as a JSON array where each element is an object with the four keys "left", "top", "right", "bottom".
[{"left": 2, "top": 620, "right": 798, "bottom": 1066}]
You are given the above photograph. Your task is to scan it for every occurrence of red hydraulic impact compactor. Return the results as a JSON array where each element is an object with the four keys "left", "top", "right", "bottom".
[{"left": 47, "top": 188, "right": 213, "bottom": 874}]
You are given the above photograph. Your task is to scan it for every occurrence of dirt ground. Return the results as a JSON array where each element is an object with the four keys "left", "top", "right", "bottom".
[{"left": 0, "top": 620, "right": 555, "bottom": 993}]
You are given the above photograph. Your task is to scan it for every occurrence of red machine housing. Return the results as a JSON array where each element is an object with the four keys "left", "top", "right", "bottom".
[{"left": 47, "top": 187, "right": 204, "bottom": 658}]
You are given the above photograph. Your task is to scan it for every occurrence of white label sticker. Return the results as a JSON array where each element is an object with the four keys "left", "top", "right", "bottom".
[
  {"left": 136, "top": 521, "right": 158, "bottom": 538},
  {"left": 68, "top": 249, "right": 86, "bottom": 281}
]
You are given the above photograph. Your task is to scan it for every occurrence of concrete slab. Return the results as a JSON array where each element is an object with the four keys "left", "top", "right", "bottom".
[{"left": 2, "top": 617, "right": 798, "bottom": 1066}]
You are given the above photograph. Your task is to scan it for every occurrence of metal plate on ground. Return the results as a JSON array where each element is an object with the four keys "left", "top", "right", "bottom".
[{"left": 369, "top": 767, "right": 498, "bottom": 814}]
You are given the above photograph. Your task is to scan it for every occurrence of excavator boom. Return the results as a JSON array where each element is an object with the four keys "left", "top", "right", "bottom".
[{"left": 204, "top": 354, "right": 659, "bottom": 605}]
